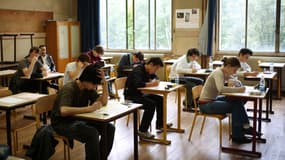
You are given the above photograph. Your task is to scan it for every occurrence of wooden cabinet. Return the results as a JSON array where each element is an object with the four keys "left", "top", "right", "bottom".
[{"left": 46, "top": 21, "right": 80, "bottom": 72}]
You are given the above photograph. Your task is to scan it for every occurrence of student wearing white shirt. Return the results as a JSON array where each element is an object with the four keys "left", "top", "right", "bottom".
[
  {"left": 63, "top": 54, "right": 90, "bottom": 85},
  {"left": 199, "top": 57, "right": 256, "bottom": 144},
  {"left": 169, "top": 48, "right": 204, "bottom": 111},
  {"left": 236, "top": 48, "right": 258, "bottom": 77}
]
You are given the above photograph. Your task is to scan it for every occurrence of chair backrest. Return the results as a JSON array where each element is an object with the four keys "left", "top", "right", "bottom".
[
  {"left": 114, "top": 77, "right": 127, "bottom": 101},
  {"left": 192, "top": 85, "right": 203, "bottom": 112},
  {"left": 34, "top": 94, "right": 57, "bottom": 128},
  {"left": 0, "top": 88, "right": 12, "bottom": 98}
]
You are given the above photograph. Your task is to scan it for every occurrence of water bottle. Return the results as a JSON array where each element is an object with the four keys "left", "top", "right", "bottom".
[
  {"left": 269, "top": 62, "right": 274, "bottom": 73},
  {"left": 175, "top": 74, "right": 179, "bottom": 84},
  {"left": 110, "top": 65, "right": 115, "bottom": 77},
  {"left": 259, "top": 75, "right": 266, "bottom": 92},
  {"left": 209, "top": 56, "right": 213, "bottom": 70}
]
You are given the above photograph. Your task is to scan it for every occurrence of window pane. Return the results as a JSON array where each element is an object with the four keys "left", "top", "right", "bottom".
[
  {"left": 107, "top": 0, "right": 126, "bottom": 49},
  {"left": 247, "top": 0, "right": 276, "bottom": 52},
  {"left": 156, "top": 0, "right": 172, "bottom": 50},
  {"left": 127, "top": 0, "right": 134, "bottom": 49},
  {"left": 281, "top": 0, "right": 285, "bottom": 52},
  {"left": 219, "top": 0, "right": 245, "bottom": 51},
  {"left": 150, "top": 0, "right": 155, "bottom": 49},
  {"left": 100, "top": 0, "right": 107, "bottom": 48},
  {"left": 134, "top": 0, "right": 149, "bottom": 49}
]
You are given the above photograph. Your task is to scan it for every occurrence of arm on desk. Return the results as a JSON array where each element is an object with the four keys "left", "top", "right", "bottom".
[{"left": 60, "top": 102, "right": 102, "bottom": 117}]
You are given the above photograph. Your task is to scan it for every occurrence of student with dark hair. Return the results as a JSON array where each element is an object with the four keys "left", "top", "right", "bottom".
[
  {"left": 124, "top": 57, "right": 172, "bottom": 139},
  {"left": 86, "top": 45, "right": 104, "bottom": 64},
  {"left": 51, "top": 64, "right": 115, "bottom": 160},
  {"left": 237, "top": 48, "right": 258, "bottom": 77},
  {"left": 199, "top": 57, "right": 254, "bottom": 144},
  {"left": 9, "top": 47, "right": 47, "bottom": 94},
  {"left": 117, "top": 51, "right": 144, "bottom": 77},
  {"left": 63, "top": 54, "right": 90, "bottom": 85},
  {"left": 169, "top": 48, "right": 204, "bottom": 111},
  {"left": 38, "top": 45, "right": 56, "bottom": 72}
]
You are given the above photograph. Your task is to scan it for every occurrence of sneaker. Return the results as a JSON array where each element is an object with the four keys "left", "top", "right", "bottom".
[
  {"left": 137, "top": 131, "right": 155, "bottom": 139},
  {"left": 156, "top": 123, "right": 173, "bottom": 133},
  {"left": 243, "top": 127, "right": 263, "bottom": 137},
  {"left": 232, "top": 136, "right": 252, "bottom": 144}
]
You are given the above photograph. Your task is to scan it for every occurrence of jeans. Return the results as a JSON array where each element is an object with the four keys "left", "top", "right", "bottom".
[
  {"left": 53, "top": 120, "right": 115, "bottom": 160},
  {"left": 128, "top": 94, "right": 163, "bottom": 132},
  {"left": 171, "top": 77, "right": 204, "bottom": 107},
  {"left": 199, "top": 96, "right": 249, "bottom": 138}
]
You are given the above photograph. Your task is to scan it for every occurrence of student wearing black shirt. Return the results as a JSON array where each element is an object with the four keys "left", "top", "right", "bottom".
[{"left": 124, "top": 57, "right": 172, "bottom": 139}]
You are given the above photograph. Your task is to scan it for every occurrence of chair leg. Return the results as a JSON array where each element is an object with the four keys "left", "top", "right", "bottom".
[
  {"left": 66, "top": 144, "right": 71, "bottom": 160},
  {"left": 188, "top": 114, "right": 198, "bottom": 141},
  {"left": 228, "top": 116, "right": 231, "bottom": 140},
  {"left": 63, "top": 143, "right": 67, "bottom": 160},
  {"left": 200, "top": 116, "right": 206, "bottom": 135},
  {"left": 219, "top": 119, "right": 222, "bottom": 148},
  {"left": 126, "top": 115, "right": 130, "bottom": 126},
  {"left": 12, "top": 131, "right": 18, "bottom": 155}
]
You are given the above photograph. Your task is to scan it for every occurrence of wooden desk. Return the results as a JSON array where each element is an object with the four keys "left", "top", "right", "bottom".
[
  {"left": 212, "top": 60, "right": 223, "bottom": 68},
  {"left": 244, "top": 72, "right": 277, "bottom": 117},
  {"left": 74, "top": 100, "right": 142, "bottom": 160},
  {"left": 182, "top": 69, "right": 211, "bottom": 80},
  {"left": 102, "top": 56, "right": 112, "bottom": 64},
  {"left": 259, "top": 62, "right": 285, "bottom": 100},
  {"left": 0, "top": 69, "right": 16, "bottom": 86},
  {"left": 221, "top": 86, "right": 268, "bottom": 158},
  {"left": 138, "top": 81, "right": 185, "bottom": 145},
  {"left": 21, "top": 72, "right": 64, "bottom": 92},
  {"left": 0, "top": 92, "right": 47, "bottom": 154},
  {"left": 0, "top": 63, "right": 18, "bottom": 70}
]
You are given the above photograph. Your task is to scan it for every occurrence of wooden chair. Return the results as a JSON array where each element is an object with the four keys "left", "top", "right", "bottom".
[
  {"left": 0, "top": 89, "right": 36, "bottom": 154},
  {"left": 188, "top": 85, "right": 231, "bottom": 148},
  {"left": 33, "top": 94, "right": 71, "bottom": 160},
  {"left": 113, "top": 77, "right": 148, "bottom": 130}
]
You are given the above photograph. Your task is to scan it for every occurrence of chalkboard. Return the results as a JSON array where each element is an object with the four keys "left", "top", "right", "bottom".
[{"left": 0, "top": 9, "right": 53, "bottom": 32}]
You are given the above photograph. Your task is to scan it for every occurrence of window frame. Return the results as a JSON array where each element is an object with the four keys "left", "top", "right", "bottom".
[
  {"left": 216, "top": 0, "right": 284, "bottom": 56},
  {"left": 100, "top": 0, "right": 173, "bottom": 54}
]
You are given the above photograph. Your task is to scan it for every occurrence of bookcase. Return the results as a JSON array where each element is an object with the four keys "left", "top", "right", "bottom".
[{"left": 46, "top": 21, "right": 80, "bottom": 72}]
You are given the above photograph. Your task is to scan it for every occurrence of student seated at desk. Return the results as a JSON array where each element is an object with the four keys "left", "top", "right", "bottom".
[
  {"left": 51, "top": 64, "right": 115, "bottom": 160},
  {"left": 117, "top": 51, "right": 144, "bottom": 78},
  {"left": 169, "top": 48, "right": 204, "bottom": 111},
  {"left": 38, "top": 45, "right": 56, "bottom": 72},
  {"left": 124, "top": 57, "right": 172, "bottom": 139},
  {"left": 199, "top": 57, "right": 256, "bottom": 144},
  {"left": 236, "top": 48, "right": 258, "bottom": 77},
  {"left": 86, "top": 45, "right": 104, "bottom": 65},
  {"left": 86, "top": 45, "right": 115, "bottom": 98},
  {"left": 9, "top": 47, "right": 47, "bottom": 94},
  {"left": 63, "top": 54, "right": 90, "bottom": 85}
]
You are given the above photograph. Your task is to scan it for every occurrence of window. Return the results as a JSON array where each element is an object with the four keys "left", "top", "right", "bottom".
[
  {"left": 219, "top": 0, "right": 283, "bottom": 53},
  {"left": 100, "top": 0, "right": 172, "bottom": 51}
]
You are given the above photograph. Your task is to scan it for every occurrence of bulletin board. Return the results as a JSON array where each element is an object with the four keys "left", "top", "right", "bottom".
[{"left": 0, "top": 9, "right": 53, "bottom": 32}]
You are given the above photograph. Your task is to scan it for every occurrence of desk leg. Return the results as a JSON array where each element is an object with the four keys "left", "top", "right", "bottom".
[
  {"left": 162, "top": 93, "right": 167, "bottom": 143},
  {"left": 257, "top": 99, "right": 266, "bottom": 143},
  {"left": 133, "top": 110, "right": 138, "bottom": 160},
  {"left": 276, "top": 68, "right": 282, "bottom": 100},
  {"left": 6, "top": 110, "right": 12, "bottom": 154},
  {"left": 269, "top": 79, "right": 274, "bottom": 114},
  {"left": 222, "top": 99, "right": 262, "bottom": 158},
  {"left": 101, "top": 124, "right": 108, "bottom": 160},
  {"left": 177, "top": 88, "right": 181, "bottom": 129}
]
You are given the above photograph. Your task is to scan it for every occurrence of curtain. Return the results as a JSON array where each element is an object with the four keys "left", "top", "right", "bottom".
[
  {"left": 198, "top": 0, "right": 217, "bottom": 56},
  {"left": 77, "top": 0, "right": 100, "bottom": 52}
]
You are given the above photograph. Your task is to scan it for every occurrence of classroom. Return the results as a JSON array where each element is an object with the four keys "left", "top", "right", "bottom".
[{"left": 0, "top": 0, "right": 284, "bottom": 159}]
